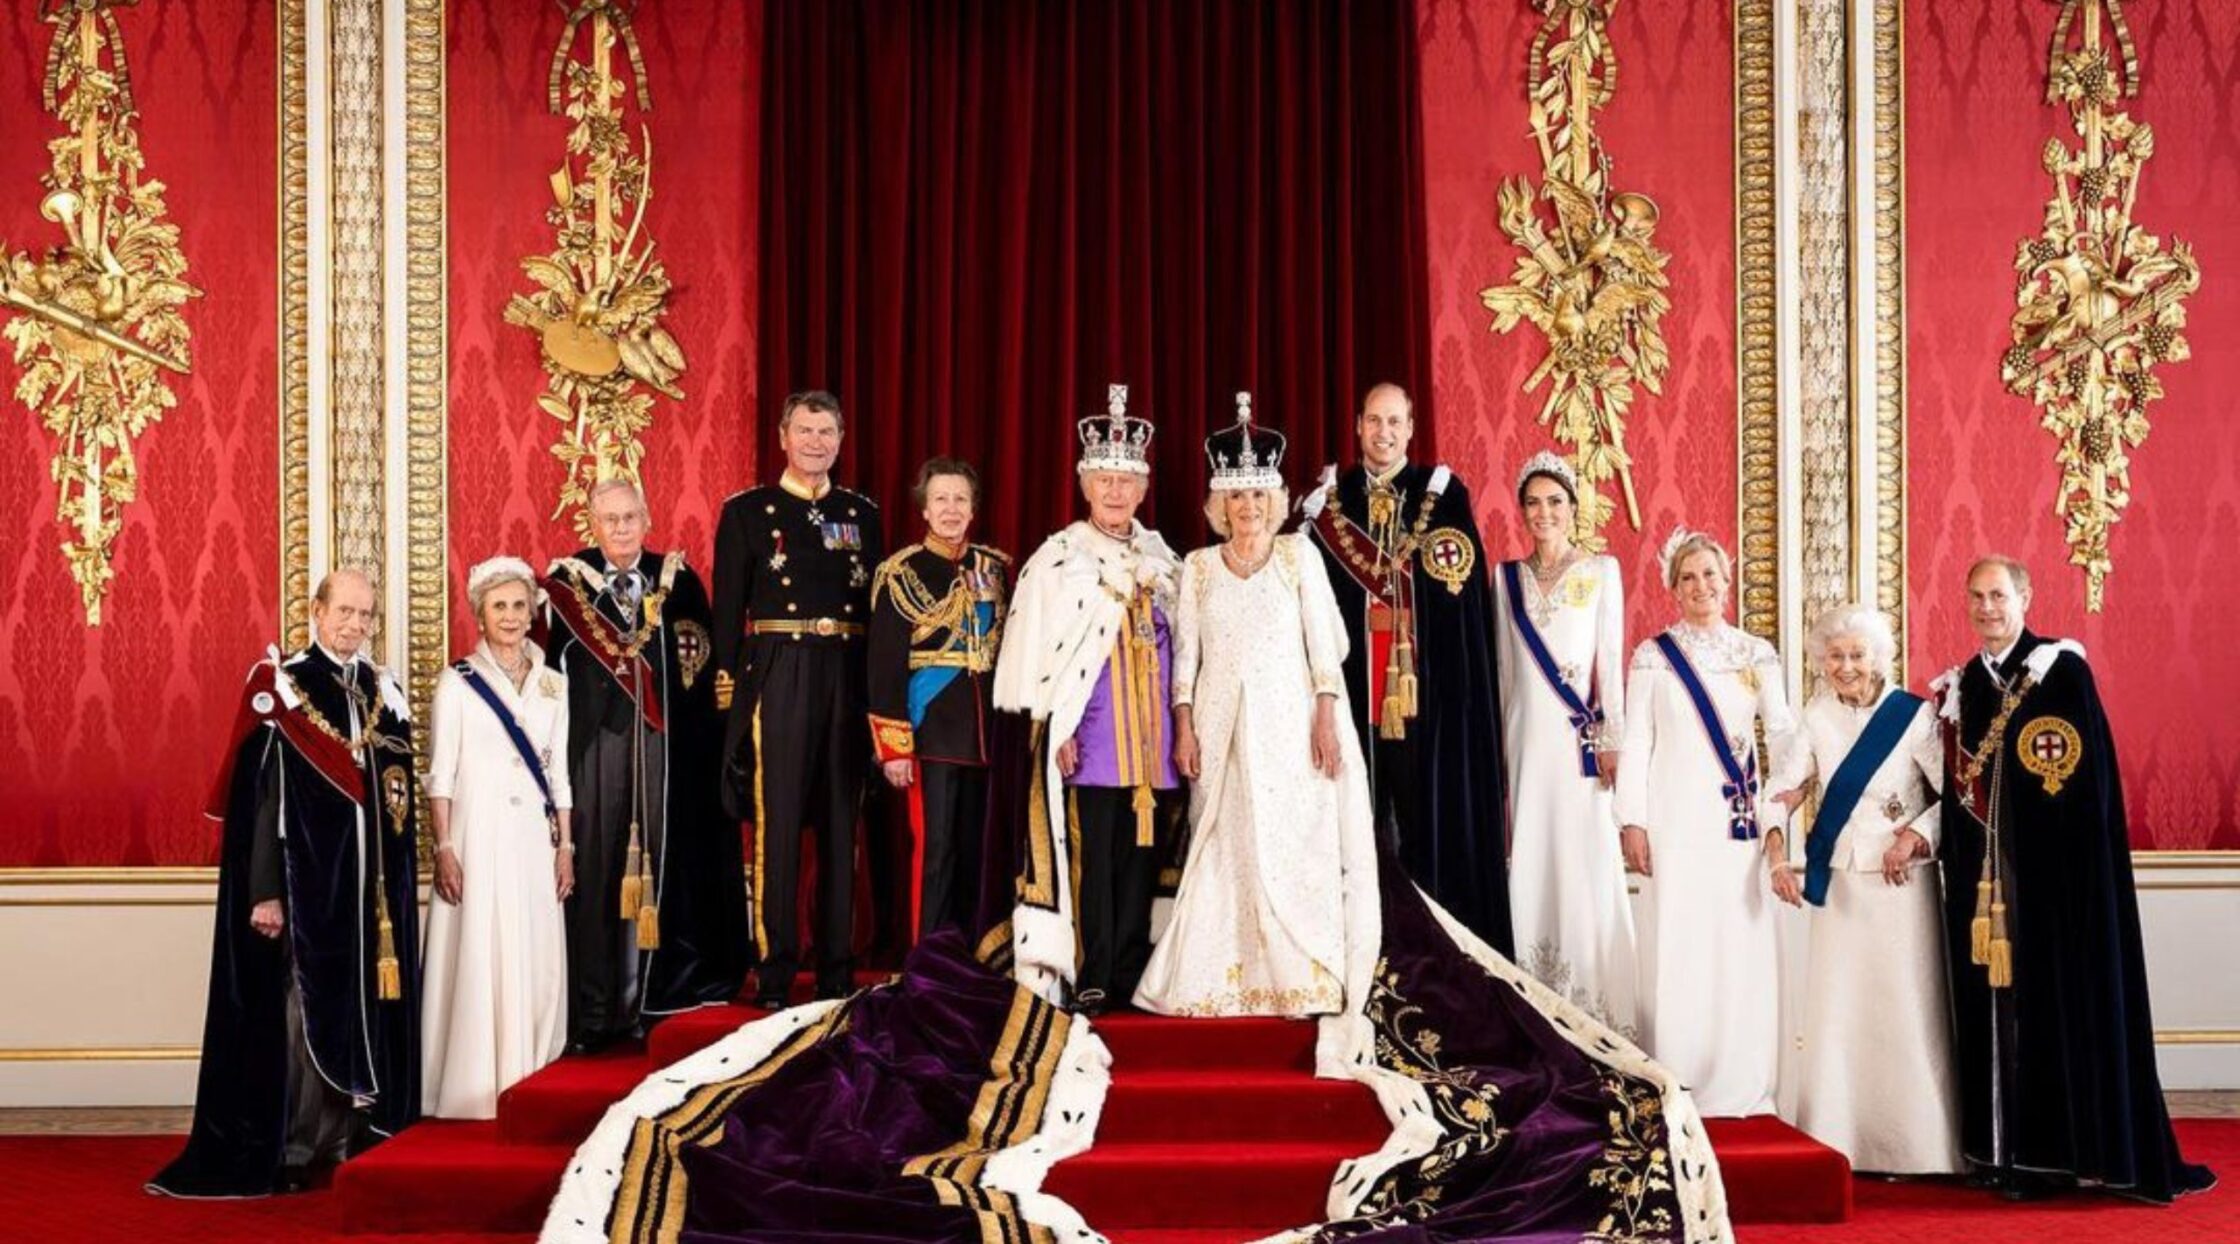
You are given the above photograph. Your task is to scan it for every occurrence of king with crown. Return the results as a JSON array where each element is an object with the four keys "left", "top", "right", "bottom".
[{"left": 992, "top": 383, "right": 1183, "bottom": 1015}]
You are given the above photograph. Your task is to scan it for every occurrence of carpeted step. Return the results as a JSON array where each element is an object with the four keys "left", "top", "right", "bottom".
[
  {"left": 1106, "top": 1232, "right": 1282, "bottom": 1244},
  {"left": 1092, "top": 1014, "right": 1319, "bottom": 1071},
  {"left": 1044, "top": 1140, "right": 1355, "bottom": 1229},
  {"left": 1100, "top": 1069, "right": 1386, "bottom": 1144},
  {"left": 1702, "top": 1115, "right": 1854, "bottom": 1224},
  {"left": 333, "top": 1121, "right": 568, "bottom": 1235},
  {"left": 496, "top": 1051, "right": 651, "bottom": 1146},
  {"left": 646, "top": 1003, "right": 762, "bottom": 1066}
]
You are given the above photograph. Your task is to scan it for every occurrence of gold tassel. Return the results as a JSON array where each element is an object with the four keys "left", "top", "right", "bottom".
[
  {"left": 1969, "top": 877, "right": 1993, "bottom": 966},
  {"left": 621, "top": 831, "right": 644, "bottom": 919},
  {"left": 636, "top": 901, "right": 661, "bottom": 949},
  {"left": 375, "top": 911, "right": 402, "bottom": 1001},
  {"left": 1379, "top": 691, "right": 1405, "bottom": 740},
  {"left": 1987, "top": 900, "right": 2013, "bottom": 988},
  {"left": 1395, "top": 630, "right": 1418, "bottom": 718},
  {"left": 1133, "top": 784, "right": 1155, "bottom": 848}
]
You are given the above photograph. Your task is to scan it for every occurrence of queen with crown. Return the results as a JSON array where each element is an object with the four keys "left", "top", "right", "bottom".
[
  {"left": 1494, "top": 451, "right": 1638, "bottom": 1037},
  {"left": 1134, "top": 395, "right": 1379, "bottom": 1018}
]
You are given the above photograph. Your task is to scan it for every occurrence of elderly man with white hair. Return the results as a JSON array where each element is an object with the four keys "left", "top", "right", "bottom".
[
  {"left": 1763, "top": 603, "right": 1959, "bottom": 1175},
  {"left": 420, "top": 557, "right": 574, "bottom": 1118}
]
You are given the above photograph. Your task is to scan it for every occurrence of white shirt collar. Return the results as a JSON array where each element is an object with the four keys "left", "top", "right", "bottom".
[
  {"left": 1981, "top": 637, "right": 2020, "bottom": 675},
  {"left": 314, "top": 639, "right": 365, "bottom": 669}
]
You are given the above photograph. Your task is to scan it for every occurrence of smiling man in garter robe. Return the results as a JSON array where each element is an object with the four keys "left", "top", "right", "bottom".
[
  {"left": 150, "top": 570, "right": 421, "bottom": 1197},
  {"left": 542, "top": 480, "right": 745, "bottom": 1054},
  {"left": 1935, "top": 556, "right": 2213, "bottom": 1203}
]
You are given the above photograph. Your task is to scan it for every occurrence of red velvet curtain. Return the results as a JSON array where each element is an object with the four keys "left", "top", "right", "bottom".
[{"left": 759, "top": 0, "right": 1433, "bottom": 555}]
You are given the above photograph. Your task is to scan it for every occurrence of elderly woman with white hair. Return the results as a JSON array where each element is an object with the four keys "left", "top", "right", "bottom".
[
  {"left": 1614, "top": 528, "right": 1793, "bottom": 1117},
  {"left": 421, "top": 556, "right": 575, "bottom": 1118},
  {"left": 1763, "top": 603, "right": 1961, "bottom": 1174}
]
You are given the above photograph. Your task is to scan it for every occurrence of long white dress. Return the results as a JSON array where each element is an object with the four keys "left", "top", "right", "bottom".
[
  {"left": 1614, "top": 621, "right": 1793, "bottom": 1117},
  {"left": 1133, "top": 534, "right": 1379, "bottom": 1018},
  {"left": 1494, "top": 553, "right": 1638, "bottom": 1036},
  {"left": 1767, "top": 687, "right": 1963, "bottom": 1173},
  {"left": 421, "top": 642, "right": 573, "bottom": 1119}
]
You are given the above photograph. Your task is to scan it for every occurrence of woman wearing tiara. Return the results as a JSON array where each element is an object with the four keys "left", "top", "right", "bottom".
[
  {"left": 1134, "top": 395, "right": 1379, "bottom": 1017},
  {"left": 1494, "top": 452, "right": 1638, "bottom": 1036},
  {"left": 1615, "top": 529, "right": 1794, "bottom": 1116},
  {"left": 421, "top": 556, "right": 575, "bottom": 1118}
]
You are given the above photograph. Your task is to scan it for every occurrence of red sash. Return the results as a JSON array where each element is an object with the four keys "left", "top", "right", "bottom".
[
  {"left": 543, "top": 572, "right": 666, "bottom": 732},
  {"left": 204, "top": 662, "right": 369, "bottom": 817},
  {"left": 1308, "top": 504, "right": 1416, "bottom": 713}
]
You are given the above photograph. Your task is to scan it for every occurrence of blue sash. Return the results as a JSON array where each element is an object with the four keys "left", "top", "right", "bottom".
[
  {"left": 1803, "top": 689, "right": 1923, "bottom": 906},
  {"left": 455, "top": 661, "right": 559, "bottom": 832},
  {"left": 1652, "top": 633, "right": 1761, "bottom": 841},
  {"left": 1500, "top": 561, "right": 1603, "bottom": 777}
]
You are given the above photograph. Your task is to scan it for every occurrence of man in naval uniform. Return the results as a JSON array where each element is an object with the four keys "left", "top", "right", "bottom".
[
  {"left": 713, "top": 390, "right": 885, "bottom": 1007},
  {"left": 1935, "top": 555, "right": 2213, "bottom": 1203},
  {"left": 150, "top": 569, "right": 421, "bottom": 1197},
  {"left": 543, "top": 479, "right": 743, "bottom": 1053},
  {"left": 1301, "top": 382, "right": 1513, "bottom": 954},
  {"left": 993, "top": 384, "right": 1182, "bottom": 1016},
  {"left": 868, "top": 457, "right": 1010, "bottom": 939}
]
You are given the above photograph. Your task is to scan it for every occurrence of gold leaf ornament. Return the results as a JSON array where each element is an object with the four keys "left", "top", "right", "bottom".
[
  {"left": 515, "top": 0, "right": 686, "bottom": 541},
  {"left": 2, "top": 0, "right": 200, "bottom": 625},
  {"left": 1481, "top": 0, "right": 1671, "bottom": 551},
  {"left": 2001, "top": 0, "right": 2199, "bottom": 611}
]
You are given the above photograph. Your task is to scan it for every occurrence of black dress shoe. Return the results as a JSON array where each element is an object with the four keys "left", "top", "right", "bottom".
[
  {"left": 277, "top": 1164, "right": 313, "bottom": 1195},
  {"left": 753, "top": 994, "right": 789, "bottom": 1011},
  {"left": 1071, "top": 988, "right": 1108, "bottom": 1018}
]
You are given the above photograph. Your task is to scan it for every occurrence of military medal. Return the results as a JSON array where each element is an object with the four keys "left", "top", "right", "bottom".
[
  {"left": 849, "top": 557, "right": 869, "bottom": 589},
  {"left": 768, "top": 531, "right": 788, "bottom": 571},
  {"left": 805, "top": 504, "right": 825, "bottom": 527},
  {"left": 1883, "top": 793, "right": 1906, "bottom": 821}
]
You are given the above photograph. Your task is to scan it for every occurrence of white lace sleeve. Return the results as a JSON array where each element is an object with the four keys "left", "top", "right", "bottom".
[
  {"left": 1613, "top": 648, "right": 1661, "bottom": 828},
  {"left": 1171, "top": 550, "right": 1205, "bottom": 709},
  {"left": 1593, "top": 556, "right": 1627, "bottom": 745},
  {"left": 1293, "top": 535, "right": 1349, "bottom": 696}
]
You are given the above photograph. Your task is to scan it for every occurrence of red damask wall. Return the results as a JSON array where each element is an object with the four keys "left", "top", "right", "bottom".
[
  {"left": 1905, "top": 0, "right": 2240, "bottom": 849},
  {"left": 0, "top": 1, "right": 278, "bottom": 866},
  {"left": 1419, "top": 0, "right": 1741, "bottom": 639},
  {"left": 445, "top": 0, "right": 762, "bottom": 651}
]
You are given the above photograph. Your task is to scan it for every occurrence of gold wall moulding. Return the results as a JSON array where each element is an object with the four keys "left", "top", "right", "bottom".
[
  {"left": 1, "top": 0, "right": 201, "bottom": 625},
  {"left": 2001, "top": 0, "right": 2200, "bottom": 612},
  {"left": 0, "top": 1046, "right": 199, "bottom": 1062},
  {"left": 1481, "top": 0, "right": 1672, "bottom": 551},
  {"left": 504, "top": 0, "right": 686, "bottom": 543}
]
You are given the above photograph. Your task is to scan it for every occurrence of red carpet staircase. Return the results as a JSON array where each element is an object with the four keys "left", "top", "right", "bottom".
[{"left": 337, "top": 984, "right": 1852, "bottom": 1237}]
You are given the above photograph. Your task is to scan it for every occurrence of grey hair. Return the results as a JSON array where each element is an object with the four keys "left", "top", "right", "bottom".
[
  {"left": 1203, "top": 485, "right": 1291, "bottom": 539},
  {"left": 1967, "top": 554, "right": 2032, "bottom": 598},
  {"left": 586, "top": 477, "right": 647, "bottom": 511},
  {"left": 1805, "top": 603, "right": 1898, "bottom": 676},
  {"left": 465, "top": 556, "right": 541, "bottom": 619}
]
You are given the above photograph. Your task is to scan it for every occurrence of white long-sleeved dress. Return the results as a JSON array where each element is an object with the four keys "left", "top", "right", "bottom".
[
  {"left": 421, "top": 642, "right": 573, "bottom": 1119},
  {"left": 1133, "top": 535, "right": 1379, "bottom": 1018},
  {"left": 1767, "top": 687, "right": 1963, "bottom": 1173},
  {"left": 1614, "top": 621, "right": 1793, "bottom": 1117},
  {"left": 1494, "top": 553, "right": 1638, "bottom": 1036}
]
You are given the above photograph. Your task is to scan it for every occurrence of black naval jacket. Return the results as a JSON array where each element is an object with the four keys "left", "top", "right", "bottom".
[
  {"left": 711, "top": 477, "right": 885, "bottom": 815},
  {"left": 151, "top": 645, "right": 421, "bottom": 1197},
  {"left": 866, "top": 540, "right": 1010, "bottom": 768}
]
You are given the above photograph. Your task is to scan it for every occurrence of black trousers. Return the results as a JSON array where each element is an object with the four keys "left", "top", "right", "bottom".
[
  {"left": 1069, "top": 786, "right": 1159, "bottom": 1005},
  {"left": 563, "top": 726, "right": 666, "bottom": 1043},
  {"left": 740, "top": 641, "right": 867, "bottom": 1001},
  {"left": 916, "top": 761, "right": 987, "bottom": 937}
]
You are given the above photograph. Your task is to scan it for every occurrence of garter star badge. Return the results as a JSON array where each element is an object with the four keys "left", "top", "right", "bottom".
[
  {"left": 675, "top": 620, "right": 710, "bottom": 689},
  {"left": 2018, "top": 716, "right": 2082, "bottom": 795},
  {"left": 1422, "top": 528, "right": 1476, "bottom": 596}
]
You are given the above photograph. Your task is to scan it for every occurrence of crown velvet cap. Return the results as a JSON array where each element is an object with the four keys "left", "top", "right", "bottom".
[
  {"left": 1205, "top": 392, "right": 1286, "bottom": 491},
  {"left": 1077, "top": 383, "right": 1155, "bottom": 476}
]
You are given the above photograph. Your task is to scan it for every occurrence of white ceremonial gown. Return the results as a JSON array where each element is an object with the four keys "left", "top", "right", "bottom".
[
  {"left": 1494, "top": 553, "right": 1638, "bottom": 1036},
  {"left": 1134, "top": 534, "right": 1379, "bottom": 1018},
  {"left": 421, "top": 643, "right": 573, "bottom": 1119},
  {"left": 1614, "top": 622, "right": 1793, "bottom": 1117},
  {"left": 1767, "top": 687, "right": 1963, "bottom": 1173}
]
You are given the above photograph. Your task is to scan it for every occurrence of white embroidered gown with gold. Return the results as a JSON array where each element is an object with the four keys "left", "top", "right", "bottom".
[
  {"left": 1134, "top": 533, "right": 1379, "bottom": 1018},
  {"left": 1494, "top": 553, "right": 1638, "bottom": 1036},
  {"left": 421, "top": 642, "right": 573, "bottom": 1119},
  {"left": 1614, "top": 622, "right": 1794, "bottom": 1117}
]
